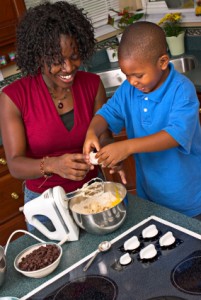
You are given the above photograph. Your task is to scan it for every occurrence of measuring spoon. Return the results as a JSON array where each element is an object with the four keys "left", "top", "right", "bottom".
[{"left": 83, "top": 241, "right": 111, "bottom": 272}]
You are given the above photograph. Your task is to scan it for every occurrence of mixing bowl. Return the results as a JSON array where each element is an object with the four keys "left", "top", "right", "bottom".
[
  {"left": 0, "top": 245, "right": 6, "bottom": 287},
  {"left": 69, "top": 181, "right": 127, "bottom": 235},
  {"left": 14, "top": 242, "right": 62, "bottom": 278}
]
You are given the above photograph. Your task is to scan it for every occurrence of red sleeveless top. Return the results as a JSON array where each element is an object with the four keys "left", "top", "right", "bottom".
[{"left": 3, "top": 71, "right": 100, "bottom": 193}]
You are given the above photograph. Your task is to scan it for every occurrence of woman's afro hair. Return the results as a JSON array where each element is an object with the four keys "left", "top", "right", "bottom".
[{"left": 15, "top": 1, "right": 96, "bottom": 75}]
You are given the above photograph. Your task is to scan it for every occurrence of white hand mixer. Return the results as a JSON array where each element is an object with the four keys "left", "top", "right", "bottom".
[{"left": 21, "top": 178, "right": 105, "bottom": 242}]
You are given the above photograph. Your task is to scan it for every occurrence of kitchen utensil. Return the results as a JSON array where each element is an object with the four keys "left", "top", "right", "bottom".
[
  {"left": 14, "top": 242, "right": 62, "bottom": 278},
  {"left": 69, "top": 181, "right": 127, "bottom": 235},
  {"left": 0, "top": 246, "right": 6, "bottom": 287},
  {"left": 83, "top": 241, "right": 111, "bottom": 272},
  {"left": 22, "top": 186, "right": 79, "bottom": 242},
  {"left": 66, "top": 177, "right": 104, "bottom": 200}
]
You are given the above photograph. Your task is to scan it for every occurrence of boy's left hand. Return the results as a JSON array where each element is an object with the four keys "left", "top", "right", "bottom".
[
  {"left": 108, "top": 163, "right": 127, "bottom": 185},
  {"left": 96, "top": 141, "right": 129, "bottom": 168}
]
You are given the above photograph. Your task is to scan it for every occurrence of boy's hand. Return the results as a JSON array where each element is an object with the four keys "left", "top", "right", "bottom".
[
  {"left": 109, "top": 163, "right": 127, "bottom": 185},
  {"left": 96, "top": 141, "right": 129, "bottom": 168}
]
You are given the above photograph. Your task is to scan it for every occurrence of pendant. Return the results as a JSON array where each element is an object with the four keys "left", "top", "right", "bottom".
[{"left": 58, "top": 101, "right": 63, "bottom": 109}]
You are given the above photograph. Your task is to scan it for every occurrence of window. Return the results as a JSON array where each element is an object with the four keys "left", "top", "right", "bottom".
[
  {"left": 141, "top": 0, "right": 196, "bottom": 23},
  {"left": 49, "top": 0, "right": 120, "bottom": 37},
  {"left": 51, "top": 0, "right": 119, "bottom": 28}
]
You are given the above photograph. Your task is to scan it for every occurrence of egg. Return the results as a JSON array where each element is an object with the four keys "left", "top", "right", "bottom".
[{"left": 89, "top": 151, "right": 99, "bottom": 165}]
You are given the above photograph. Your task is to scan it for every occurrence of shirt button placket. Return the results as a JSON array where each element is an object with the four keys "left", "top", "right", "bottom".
[{"left": 142, "top": 96, "right": 151, "bottom": 124}]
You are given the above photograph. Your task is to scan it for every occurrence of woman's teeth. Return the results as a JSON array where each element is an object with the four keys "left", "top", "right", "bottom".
[{"left": 60, "top": 75, "right": 72, "bottom": 80}]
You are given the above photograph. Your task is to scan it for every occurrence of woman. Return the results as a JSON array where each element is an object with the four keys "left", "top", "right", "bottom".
[{"left": 0, "top": 1, "right": 125, "bottom": 229}]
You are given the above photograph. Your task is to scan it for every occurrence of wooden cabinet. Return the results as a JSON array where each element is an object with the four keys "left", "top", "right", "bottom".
[
  {"left": 0, "top": 146, "right": 26, "bottom": 246},
  {"left": 101, "top": 129, "right": 136, "bottom": 195},
  {"left": 0, "top": 0, "right": 26, "bottom": 69}
]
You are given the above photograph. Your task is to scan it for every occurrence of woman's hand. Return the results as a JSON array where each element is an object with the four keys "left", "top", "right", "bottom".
[{"left": 51, "top": 153, "right": 93, "bottom": 181}]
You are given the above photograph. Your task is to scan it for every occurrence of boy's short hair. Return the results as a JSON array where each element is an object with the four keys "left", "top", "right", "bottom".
[{"left": 119, "top": 21, "right": 167, "bottom": 63}]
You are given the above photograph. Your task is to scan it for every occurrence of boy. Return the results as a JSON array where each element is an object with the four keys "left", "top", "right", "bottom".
[{"left": 84, "top": 21, "right": 201, "bottom": 218}]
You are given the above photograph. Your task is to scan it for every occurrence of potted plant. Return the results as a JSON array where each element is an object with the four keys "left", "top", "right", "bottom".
[
  {"left": 108, "top": 7, "right": 144, "bottom": 43},
  {"left": 106, "top": 7, "right": 144, "bottom": 62},
  {"left": 108, "top": 7, "right": 144, "bottom": 31},
  {"left": 106, "top": 44, "right": 118, "bottom": 63},
  {"left": 158, "top": 13, "right": 185, "bottom": 56}
]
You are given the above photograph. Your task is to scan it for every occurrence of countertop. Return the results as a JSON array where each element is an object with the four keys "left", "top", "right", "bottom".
[{"left": 1, "top": 193, "right": 201, "bottom": 299}]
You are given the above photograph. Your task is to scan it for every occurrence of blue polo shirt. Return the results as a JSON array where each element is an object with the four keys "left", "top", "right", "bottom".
[{"left": 97, "top": 63, "right": 201, "bottom": 216}]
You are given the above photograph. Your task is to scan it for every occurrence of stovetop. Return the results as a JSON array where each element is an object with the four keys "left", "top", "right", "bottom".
[{"left": 22, "top": 216, "right": 201, "bottom": 300}]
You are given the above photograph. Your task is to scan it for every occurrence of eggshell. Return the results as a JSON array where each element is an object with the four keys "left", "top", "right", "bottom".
[{"left": 89, "top": 151, "right": 99, "bottom": 165}]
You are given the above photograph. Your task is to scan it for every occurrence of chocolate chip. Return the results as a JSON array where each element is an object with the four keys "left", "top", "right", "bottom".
[{"left": 19, "top": 244, "right": 60, "bottom": 271}]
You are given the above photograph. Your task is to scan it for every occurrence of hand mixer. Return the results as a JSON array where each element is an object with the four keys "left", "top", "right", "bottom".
[{"left": 22, "top": 178, "right": 105, "bottom": 242}]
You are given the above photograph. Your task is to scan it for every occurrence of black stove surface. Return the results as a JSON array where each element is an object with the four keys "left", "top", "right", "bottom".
[
  {"left": 49, "top": 275, "right": 118, "bottom": 300},
  {"left": 25, "top": 217, "right": 201, "bottom": 300},
  {"left": 171, "top": 250, "right": 201, "bottom": 295}
]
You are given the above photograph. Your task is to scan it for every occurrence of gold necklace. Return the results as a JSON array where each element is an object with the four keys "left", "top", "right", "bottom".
[{"left": 49, "top": 88, "right": 70, "bottom": 109}]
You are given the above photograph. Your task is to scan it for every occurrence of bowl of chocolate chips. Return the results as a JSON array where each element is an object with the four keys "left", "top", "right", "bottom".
[{"left": 14, "top": 242, "right": 62, "bottom": 278}]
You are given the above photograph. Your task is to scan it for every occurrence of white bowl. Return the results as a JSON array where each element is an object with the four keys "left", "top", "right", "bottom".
[{"left": 14, "top": 242, "right": 62, "bottom": 278}]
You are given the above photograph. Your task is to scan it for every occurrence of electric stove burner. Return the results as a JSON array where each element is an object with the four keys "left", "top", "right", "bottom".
[
  {"left": 53, "top": 275, "right": 118, "bottom": 300},
  {"left": 171, "top": 251, "right": 201, "bottom": 295}
]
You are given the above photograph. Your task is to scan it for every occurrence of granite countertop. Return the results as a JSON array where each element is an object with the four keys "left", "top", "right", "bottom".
[{"left": 1, "top": 193, "right": 201, "bottom": 299}]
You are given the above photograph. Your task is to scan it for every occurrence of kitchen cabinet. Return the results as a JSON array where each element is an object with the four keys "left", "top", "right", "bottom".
[
  {"left": 0, "top": 145, "right": 26, "bottom": 246},
  {"left": 101, "top": 129, "right": 136, "bottom": 195},
  {"left": 0, "top": 0, "right": 26, "bottom": 69}
]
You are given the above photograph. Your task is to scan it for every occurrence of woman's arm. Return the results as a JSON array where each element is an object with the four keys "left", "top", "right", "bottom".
[{"left": 0, "top": 92, "right": 90, "bottom": 181}]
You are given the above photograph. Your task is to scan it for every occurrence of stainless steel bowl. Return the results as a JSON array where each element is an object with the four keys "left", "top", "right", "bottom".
[
  {"left": 0, "top": 246, "right": 6, "bottom": 287},
  {"left": 69, "top": 181, "right": 127, "bottom": 235}
]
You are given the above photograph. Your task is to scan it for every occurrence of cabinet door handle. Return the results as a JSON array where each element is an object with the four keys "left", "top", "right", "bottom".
[
  {"left": 199, "top": 108, "right": 201, "bottom": 114},
  {"left": 11, "top": 192, "right": 19, "bottom": 199},
  {"left": 0, "top": 158, "right": 7, "bottom": 165}
]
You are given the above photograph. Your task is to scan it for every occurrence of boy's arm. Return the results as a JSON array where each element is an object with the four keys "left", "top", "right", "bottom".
[{"left": 83, "top": 115, "right": 127, "bottom": 184}]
